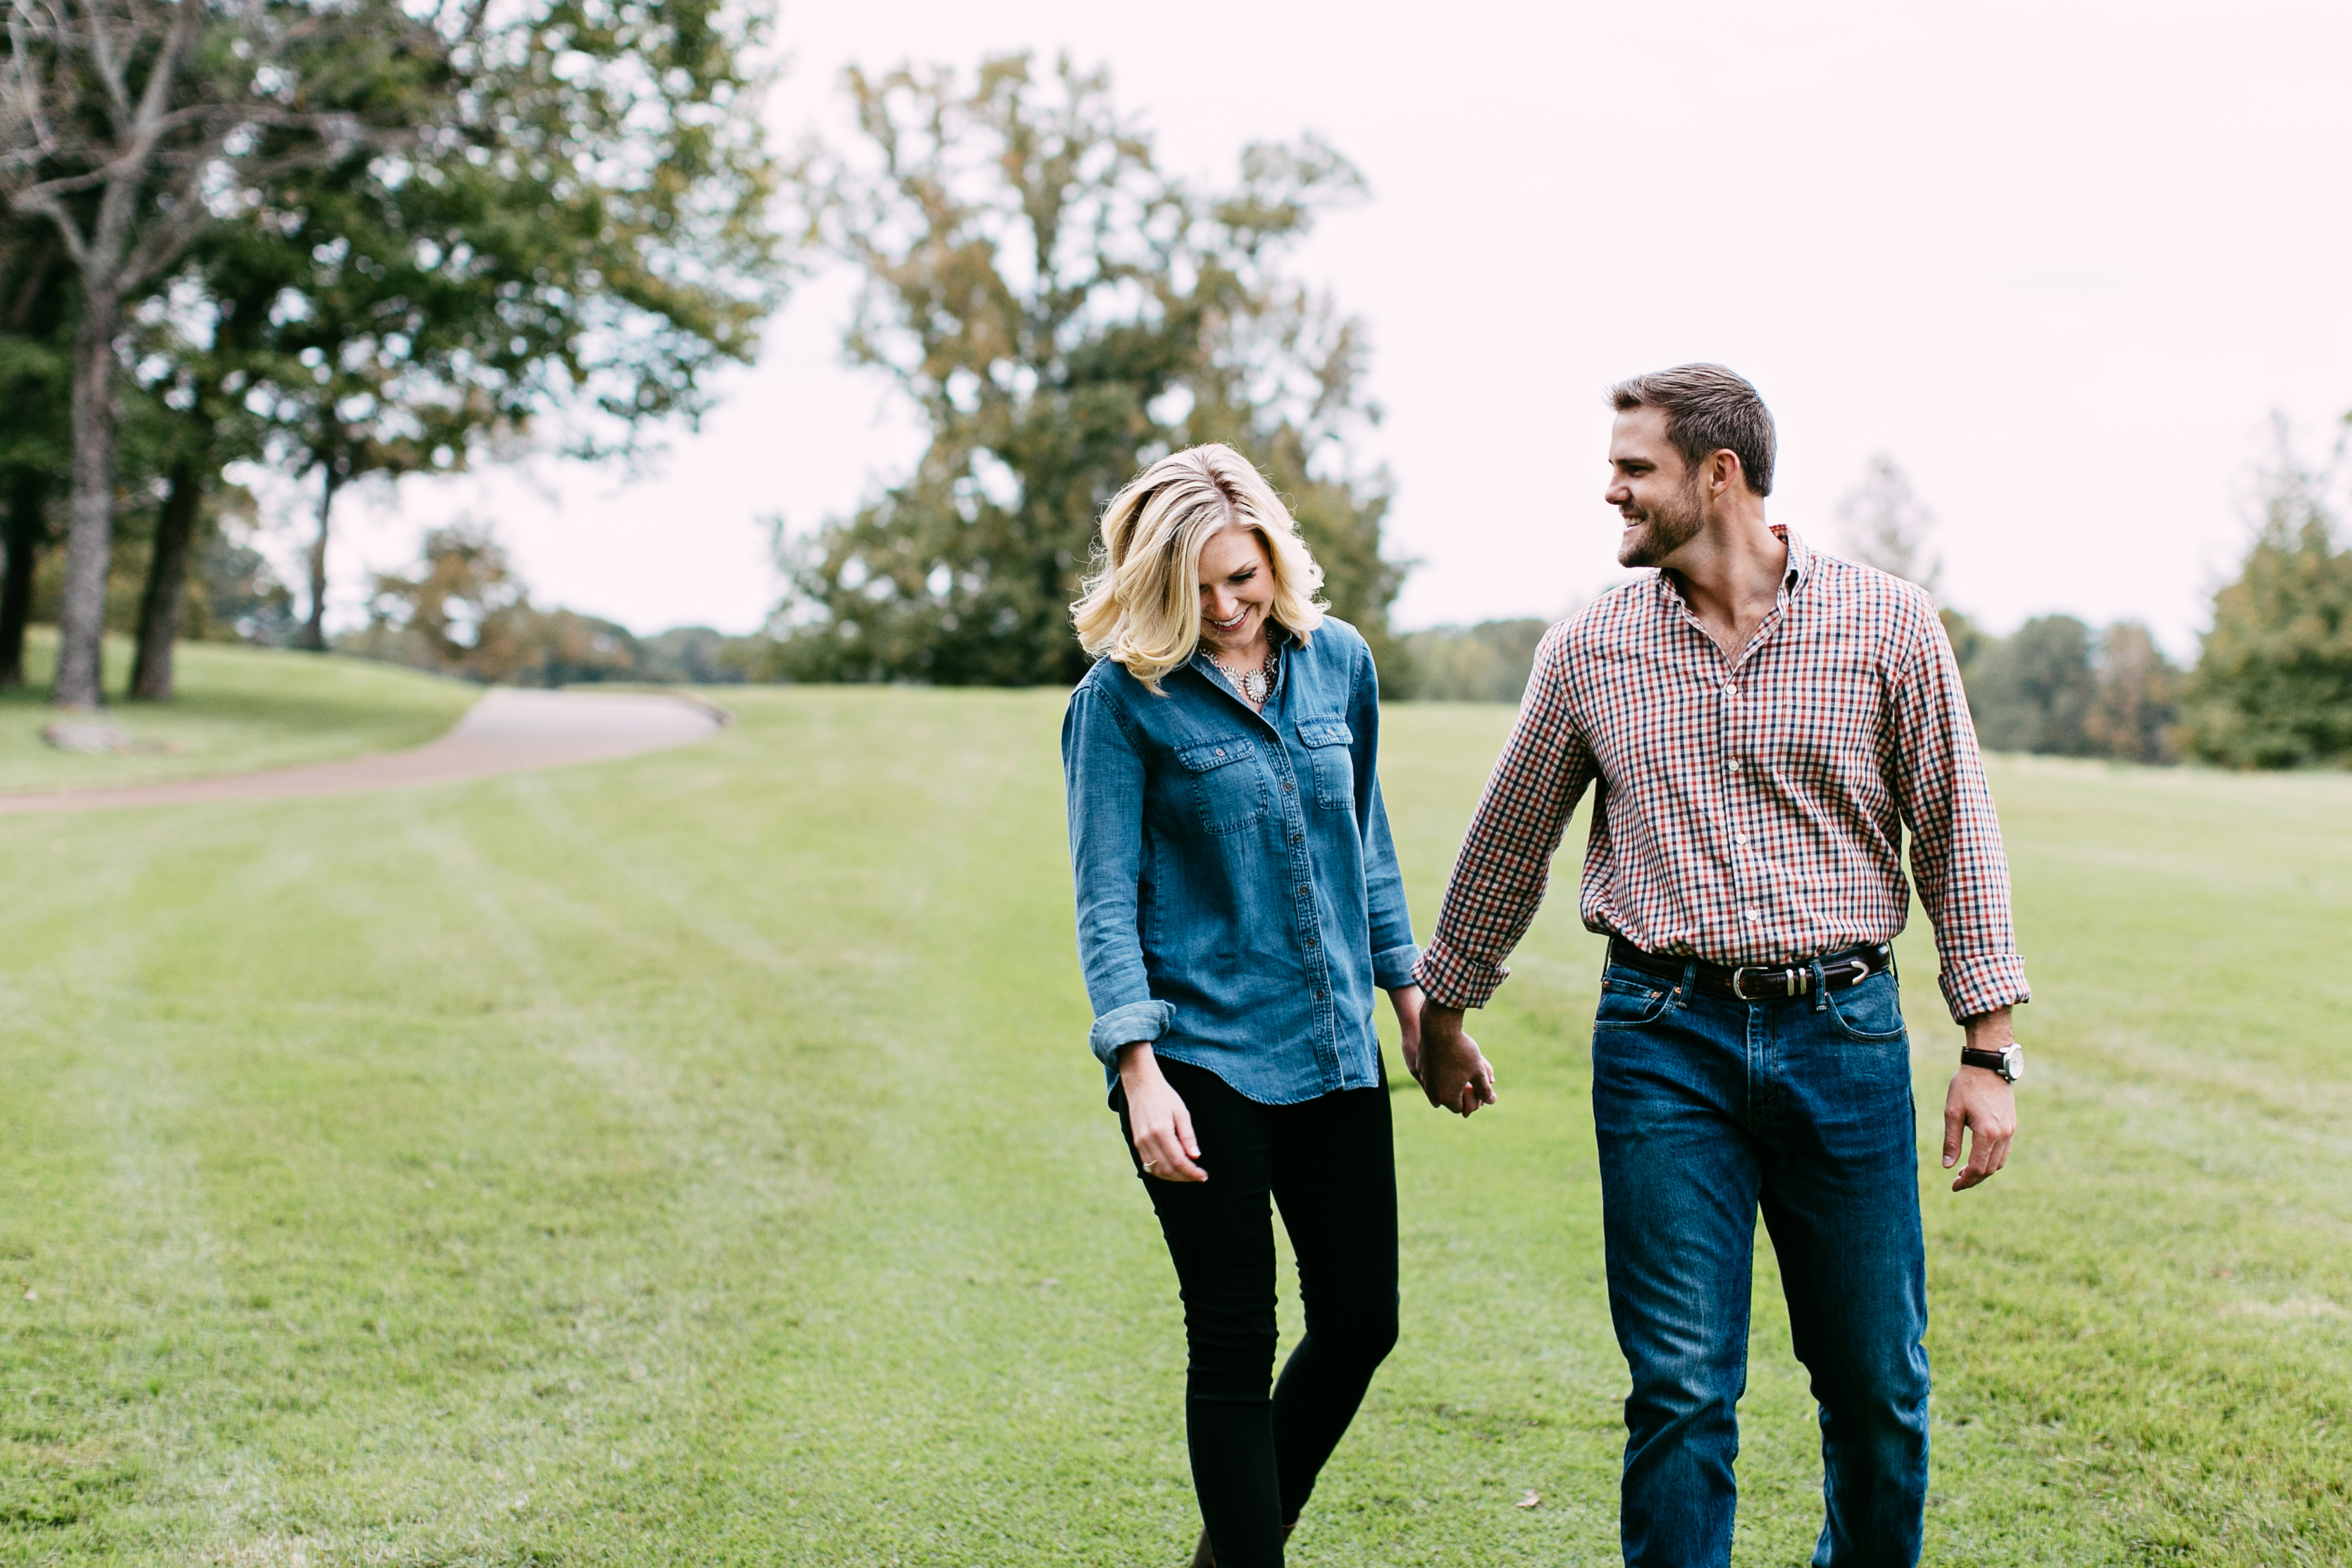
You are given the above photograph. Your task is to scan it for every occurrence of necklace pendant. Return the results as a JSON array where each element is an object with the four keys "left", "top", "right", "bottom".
[{"left": 1242, "top": 669, "right": 1268, "bottom": 702}]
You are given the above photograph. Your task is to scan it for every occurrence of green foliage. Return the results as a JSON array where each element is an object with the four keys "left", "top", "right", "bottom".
[
  {"left": 765, "top": 54, "right": 1402, "bottom": 686},
  {"left": 351, "top": 521, "right": 752, "bottom": 687},
  {"left": 212, "top": 0, "right": 785, "bottom": 473},
  {"left": 1397, "top": 618, "right": 1551, "bottom": 703},
  {"left": 1958, "top": 615, "right": 2180, "bottom": 763},
  {"left": 1966, "top": 614, "right": 2098, "bottom": 754},
  {"left": 0, "top": 693, "right": 2346, "bottom": 1561},
  {"left": 2182, "top": 425, "right": 2352, "bottom": 768}
]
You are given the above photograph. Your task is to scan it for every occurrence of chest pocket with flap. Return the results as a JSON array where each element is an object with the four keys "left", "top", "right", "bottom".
[
  {"left": 1175, "top": 736, "right": 1267, "bottom": 835},
  {"left": 1295, "top": 717, "right": 1355, "bottom": 809}
]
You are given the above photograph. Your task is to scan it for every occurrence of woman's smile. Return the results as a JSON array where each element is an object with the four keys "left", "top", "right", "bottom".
[{"left": 1196, "top": 525, "right": 1274, "bottom": 657}]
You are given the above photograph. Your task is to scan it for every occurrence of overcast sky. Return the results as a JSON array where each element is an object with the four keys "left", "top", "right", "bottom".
[{"left": 315, "top": 0, "right": 2352, "bottom": 657}]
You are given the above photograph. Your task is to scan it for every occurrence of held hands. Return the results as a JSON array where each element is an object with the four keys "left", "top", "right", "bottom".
[
  {"left": 1943, "top": 1006, "right": 2018, "bottom": 1192},
  {"left": 1116, "top": 1043, "right": 1206, "bottom": 1183},
  {"left": 1411, "top": 1002, "right": 1498, "bottom": 1117}
]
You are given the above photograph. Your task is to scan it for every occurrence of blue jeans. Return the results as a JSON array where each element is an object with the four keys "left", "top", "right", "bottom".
[{"left": 1591, "top": 957, "right": 1930, "bottom": 1568}]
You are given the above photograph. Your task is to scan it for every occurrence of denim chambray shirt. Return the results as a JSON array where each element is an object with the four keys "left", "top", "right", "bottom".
[{"left": 1062, "top": 616, "right": 1421, "bottom": 1105}]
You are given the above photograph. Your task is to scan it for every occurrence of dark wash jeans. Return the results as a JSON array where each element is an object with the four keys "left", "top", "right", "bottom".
[
  {"left": 1591, "top": 958, "right": 1930, "bottom": 1568},
  {"left": 1114, "top": 1056, "right": 1399, "bottom": 1568}
]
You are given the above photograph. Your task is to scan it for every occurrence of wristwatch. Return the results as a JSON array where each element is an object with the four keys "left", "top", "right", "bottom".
[{"left": 1960, "top": 1042, "right": 2023, "bottom": 1083}]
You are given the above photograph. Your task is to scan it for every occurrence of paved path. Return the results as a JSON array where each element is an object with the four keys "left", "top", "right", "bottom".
[{"left": 0, "top": 689, "right": 725, "bottom": 815}]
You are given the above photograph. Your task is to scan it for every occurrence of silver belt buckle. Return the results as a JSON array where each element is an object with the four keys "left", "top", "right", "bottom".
[{"left": 1731, "top": 964, "right": 1808, "bottom": 1000}]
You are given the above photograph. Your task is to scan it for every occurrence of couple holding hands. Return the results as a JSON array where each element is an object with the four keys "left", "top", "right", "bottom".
[{"left": 1062, "top": 365, "right": 2027, "bottom": 1568}]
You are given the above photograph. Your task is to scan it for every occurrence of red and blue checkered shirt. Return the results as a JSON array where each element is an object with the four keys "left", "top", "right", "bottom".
[{"left": 1414, "top": 529, "right": 2029, "bottom": 1023}]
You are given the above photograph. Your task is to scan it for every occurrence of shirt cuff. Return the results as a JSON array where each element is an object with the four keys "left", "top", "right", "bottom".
[
  {"left": 1412, "top": 937, "right": 1507, "bottom": 1011},
  {"left": 1088, "top": 1000, "right": 1174, "bottom": 1067},
  {"left": 1937, "top": 952, "right": 2031, "bottom": 1024},
  {"left": 1372, "top": 942, "right": 1423, "bottom": 992}
]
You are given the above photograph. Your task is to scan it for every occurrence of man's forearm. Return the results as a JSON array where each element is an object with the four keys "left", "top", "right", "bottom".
[{"left": 1962, "top": 1005, "right": 2014, "bottom": 1051}]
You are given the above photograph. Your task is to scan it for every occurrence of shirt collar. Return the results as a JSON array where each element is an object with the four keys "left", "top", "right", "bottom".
[{"left": 1654, "top": 525, "right": 1809, "bottom": 609}]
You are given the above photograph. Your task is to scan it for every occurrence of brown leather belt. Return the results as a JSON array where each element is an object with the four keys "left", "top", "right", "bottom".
[{"left": 1606, "top": 935, "right": 1892, "bottom": 1000}]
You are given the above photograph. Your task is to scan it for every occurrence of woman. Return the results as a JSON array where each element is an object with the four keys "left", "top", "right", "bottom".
[{"left": 1062, "top": 443, "right": 1424, "bottom": 1567}]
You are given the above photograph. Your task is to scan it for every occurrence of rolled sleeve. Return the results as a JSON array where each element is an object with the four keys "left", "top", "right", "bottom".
[
  {"left": 1938, "top": 952, "right": 2031, "bottom": 1023},
  {"left": 1412, "top": 935, "right": 1507, "bottom": 1011},
  {"left": 1372, "top": 942, "right": 1423, "bottom": 992},
  {"left": 1088, "top": 999, "right": 1174, "bottom": 1066}
]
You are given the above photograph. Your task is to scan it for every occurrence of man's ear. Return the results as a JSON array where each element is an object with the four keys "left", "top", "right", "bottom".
[{"left": 1707, "top": 448, "right": 1744, "bottom": 501}]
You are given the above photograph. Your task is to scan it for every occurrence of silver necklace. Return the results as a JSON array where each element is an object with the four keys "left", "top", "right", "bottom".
[{"left": 1212, "top": 644, "right": 1277, "bottom": 705}]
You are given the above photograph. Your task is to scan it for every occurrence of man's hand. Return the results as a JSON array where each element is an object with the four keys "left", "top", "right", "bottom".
[
  {"left": 1942, "top": 1006, "right": 2017, "bottom": 1192},
  {"left": 1116, "top": 1044, "right": 1207, "bottom": 1182},
  {"left": 1414, "top": 1003, "right": 1498, "bottom": 1116}
]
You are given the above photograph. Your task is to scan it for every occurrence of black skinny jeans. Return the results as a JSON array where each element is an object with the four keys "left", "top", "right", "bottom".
[{"left": 1115, "top": 1056, "right": 1400, "bottom": 1568}]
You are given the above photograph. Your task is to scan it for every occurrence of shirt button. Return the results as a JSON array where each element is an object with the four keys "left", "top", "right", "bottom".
[
  {"left": 1734, "top": 833, "right": 1748, "bottom": 846},
  {"left": 1745, "top": 909, "right": 1761, "bottom": 923},
  {"left": 1313, "top": 988, "right": 1326, "bottom": 1000},
  {"left": 1296, "top": 883, "right": 1309, "bottom": 895},
  {"left": 1213, "top": 747, "right": 1226, "bottom": 759},
  {"left": 1305, "top": 934, "right": 1319, "bottom": 947},
  {"left": 1282, "top": 779, "right": 1295, "bottom": 792},
  {"left": 1724, "top": 684, "right": 1737, "bottom": 699},
  {"left": 1728, "top": 761, "right": 1742, "bottom": 773}
]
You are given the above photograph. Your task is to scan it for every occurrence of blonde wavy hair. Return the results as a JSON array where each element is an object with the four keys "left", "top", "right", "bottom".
[{"left": 1071, "top": 444, "right": 1327, "bottom": 692}]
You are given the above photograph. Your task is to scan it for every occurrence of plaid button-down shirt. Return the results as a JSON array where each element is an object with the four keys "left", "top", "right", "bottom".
[{"left": 1414, "top": 529, "right": 2029, "bottom": 1023}]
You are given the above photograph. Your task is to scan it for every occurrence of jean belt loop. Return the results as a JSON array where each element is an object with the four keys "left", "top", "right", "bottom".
[
  {"left": 1674, "top": 957, "right": 1698, "bottom": 1010},
  {"left": 1808, "top": 956, "right": 1831, "bottom": 1013}
]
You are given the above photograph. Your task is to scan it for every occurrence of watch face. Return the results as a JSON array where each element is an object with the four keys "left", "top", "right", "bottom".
[{"left": 2003, "top": 1044, "right": 2024, "bottom": 1083}]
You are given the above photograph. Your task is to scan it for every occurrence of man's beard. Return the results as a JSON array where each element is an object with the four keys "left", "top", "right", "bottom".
[{"left": 1616, "top": 476, "right": 1704, "bottom": 568}]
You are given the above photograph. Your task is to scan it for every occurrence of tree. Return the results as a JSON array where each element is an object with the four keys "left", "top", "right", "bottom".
[
  {"left": 1399, "top": 618, "right": 1551, "bottom": 703},
  {"left": 0, "top": 0, "right": 423, "bottom": 708},
  {"left": 2082, "top": 623, "right": 2181, "bottom": 764},
  {"left": 2181, "top": 418, "right": 2352, "bottom": 768},
  {"left": 230, "top": 0, "right": 780, "bottom": 659},
  {"left": 110, "top": 0, "right": 779, "bottom": 698},
  {"left": 1836, "top": 454, "right": 1942, "bottom": 594},
  {"left": 768, "top": 54, "right": 1403, "bottom": 686},
  {"left": 1965, "top": 614, "right": 2096, "bottom": 755},
  {"left": 0, "top": 211, "right": 71, "bottom": 685}
]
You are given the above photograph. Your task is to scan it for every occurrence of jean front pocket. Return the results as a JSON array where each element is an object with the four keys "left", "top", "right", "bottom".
[
  {"left": 1176, "top": 735, "right": 1267, "bottom": 835},
  {"left": 1593, "top": 971, "right": 1673, "bottom": 1029},
  {"left": 1823, "top": 969, "right": 1908, "bottom": 1043},
  {"left": 1295, "top": 716, "right": 1355, "bottom": 809}
]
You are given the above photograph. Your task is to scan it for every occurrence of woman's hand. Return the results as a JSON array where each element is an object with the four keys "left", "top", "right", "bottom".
[
  {"left": 1389, "top": 984, "right": 1426, "bottom": 1085},
  {"left": 1116, "top": 1044, "right": 1207, "bottom": 1182}
]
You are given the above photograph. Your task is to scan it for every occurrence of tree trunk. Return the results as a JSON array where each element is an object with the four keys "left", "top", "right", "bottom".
[
  {"left": 0, "top": 471, "right": 48, "bottom": 688},
  {"left": 299, "top": 452, "right": 340, "bottom": 652},
  {"left": 53, "top": 294, "right": 122, "bottom": 709},
  {"left": 129, "top": 454, "right": 207, "bottom": 700}
]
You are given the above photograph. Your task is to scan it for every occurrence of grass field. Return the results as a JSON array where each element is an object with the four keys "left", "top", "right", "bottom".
[
  {"left": 1, "top": 687, "right": 2346, "bottom": 1565},
  {"left": 0, "top": 634, "right": 478, "bottom": 794}
]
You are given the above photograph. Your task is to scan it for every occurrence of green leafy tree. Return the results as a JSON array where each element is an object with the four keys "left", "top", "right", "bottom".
[
  {"left": 160, "top": 0, "right": 780, "bottom": 689},
  {"left": 2182, "top": 421, "right": 2352, "bottom": 768},
  {"left": 1, "top": 0, "right": 432, "bottom": 709},
  {"left": 0, "top": 213, "right": 71, "bottom": 685},
  {"left": 1965, "top": 614, "right": 2096, "bottom": 755},
  {"left": 2083, "top": 622, "right": 2181, "bottom": 764},
  {"left": 1400, "top": 618, "right": 1551, "bottom": 703},
  {"left": 768, "top": 53, "right": 1403, "bottom": 686}
]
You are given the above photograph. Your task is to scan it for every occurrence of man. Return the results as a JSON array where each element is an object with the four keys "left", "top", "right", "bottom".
[{"left": 1409, "top": 364, "right": 2025, "bottom": 1567}]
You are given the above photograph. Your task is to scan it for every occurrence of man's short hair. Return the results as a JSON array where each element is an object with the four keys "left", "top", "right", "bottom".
[{"left": 1608, "top": 364, "right": 1776, "bottom": 497}]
